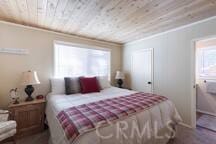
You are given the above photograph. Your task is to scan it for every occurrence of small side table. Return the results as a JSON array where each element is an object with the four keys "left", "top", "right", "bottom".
[{"left": 8, "top": 99, "right": 46, "bottom": 138}]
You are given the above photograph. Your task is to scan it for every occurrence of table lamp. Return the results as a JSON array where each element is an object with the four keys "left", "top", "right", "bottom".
[
  {"left": 21, "top": 71, "right": 40, "bottom": 101},
  {"left": 115, "top": 71, "right": 125, "bottom": 88}
]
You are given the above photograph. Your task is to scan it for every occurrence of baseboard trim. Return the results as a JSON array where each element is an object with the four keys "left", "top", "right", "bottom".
[
  {"left": 179, "top": 122, "right": 193, "bottom": 129},
  {"left": 197, "top": 109, "right": 216, "bottom": 117}
]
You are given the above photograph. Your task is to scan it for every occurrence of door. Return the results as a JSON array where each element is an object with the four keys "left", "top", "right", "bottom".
[{"left": 131, "top": 48, "right": 153, "bottom": 93}]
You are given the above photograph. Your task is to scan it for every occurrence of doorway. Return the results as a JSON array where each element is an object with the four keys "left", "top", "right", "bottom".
[
  {"left": 131, "top": 48, "right": 153, "bottom": 93},
  {"left": 194, "top": 37, "right": 216, "bottom": 132}
]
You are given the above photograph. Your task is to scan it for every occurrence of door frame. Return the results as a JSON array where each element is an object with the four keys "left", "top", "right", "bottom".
[
  {"left": 131, "top": 48, "right": 154, "bottom": 93},
  {"left": 191, "top": 35, "right": 216, "bottom": 128}
]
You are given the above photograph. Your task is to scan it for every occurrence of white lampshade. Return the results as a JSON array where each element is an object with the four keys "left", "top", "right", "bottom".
[
  {"left": 115, "top": 71, "right": 125, "bottom": 79},
  {"left": 21, "top": 71, "right": 40, "bottom": 85}
]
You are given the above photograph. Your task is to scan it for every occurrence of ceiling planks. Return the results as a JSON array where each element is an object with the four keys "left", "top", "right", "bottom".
[
  {"left": 7, "top": 0, "right": 22, "bottom": 23},
  {"left": 118, "top": 0, "right": 210, "bottom": 40},
  {"left": 50, "top": 0, "right": 68, "bottom": 30},
  {"left": 0, "top": 0, "right": 14, "bottom": 20},
  {"left": 105, "top": 0, "right": 196, "bottom": 38},
  {"left": 16, "top": 0, "right": 29, "bottom": 24},
  {"left": 0, "top": 0, "right": 216, "bottom": 44},
  {"left": 123, "top": 0, "right": 216, "bottom": 41},
  {"left": 27, "top": 0, "right": 38, "bottom": 26},
  {"left": 44, "top": 0, "right": 59, "bottom": 28},
  {"left": 37, "top": 0, "right": 48, "bottom": 26}
]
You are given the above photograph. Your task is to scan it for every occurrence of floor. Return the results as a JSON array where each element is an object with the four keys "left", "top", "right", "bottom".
[
  {"left": 168, "top": 125, "right": 216, "bottom": 144},
  {"left": 196, "top": 112, "right": 203, "bottom": 120},
  {"left": 5, "top": 125, "right": 216, "bottom": 144},
  {"left": 196, "top": 112, "right": 216, "bottom": 132}
]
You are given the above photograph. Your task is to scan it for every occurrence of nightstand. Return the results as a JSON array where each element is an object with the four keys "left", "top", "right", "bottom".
[{"left": 8, "top": 99, "right": 46, "bottom": 138}]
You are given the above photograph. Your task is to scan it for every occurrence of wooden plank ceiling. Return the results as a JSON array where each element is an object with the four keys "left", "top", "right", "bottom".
[{"left": 0, "top": 0, "right": 216, "bottom": 44}]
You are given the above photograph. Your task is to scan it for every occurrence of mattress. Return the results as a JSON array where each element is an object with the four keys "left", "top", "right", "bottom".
[{"left": 46, "top": 87, "right": 182, "bottom": 144}]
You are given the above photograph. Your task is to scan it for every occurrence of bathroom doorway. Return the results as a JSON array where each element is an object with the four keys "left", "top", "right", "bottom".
[{"left": 195, "top": 37, "right": 216, "bottom": 132}]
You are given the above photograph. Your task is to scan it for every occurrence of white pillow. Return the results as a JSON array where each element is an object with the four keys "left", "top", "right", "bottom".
[
  {"left": 97, "top": 76, "right": 111, "bottom": 90},
  {"left": 50, "top": 78, "right": 65, "bottom": 94}
]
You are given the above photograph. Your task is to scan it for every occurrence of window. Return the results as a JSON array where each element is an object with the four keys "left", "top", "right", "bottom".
[
  {"left": 54, "top": 42, "right": 111, "bottom": 78},
  {"left": 197, "top": 46, "right": 216, "bottom": 77}
]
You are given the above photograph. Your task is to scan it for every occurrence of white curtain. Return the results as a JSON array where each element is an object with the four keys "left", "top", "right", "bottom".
[{"left": 54, "top": 43, "right": 111, "bottom": 78}]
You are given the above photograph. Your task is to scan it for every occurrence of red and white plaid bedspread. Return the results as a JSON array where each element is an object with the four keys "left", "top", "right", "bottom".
[{"left": 57, "top": 92, "right": 168, "bottom": 143}]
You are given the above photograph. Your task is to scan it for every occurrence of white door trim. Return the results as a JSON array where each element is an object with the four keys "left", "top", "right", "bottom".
[
  {"left": 190, "top": 39, "right": 197, "bottom": 129},
  {"left": 130, "top": 48, "right": 154, "bottom": 93}
]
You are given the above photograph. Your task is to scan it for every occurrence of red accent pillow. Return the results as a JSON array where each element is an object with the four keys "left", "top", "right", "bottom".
[{"left": 79, "top": 77, "right": 100, "bottom": 94}]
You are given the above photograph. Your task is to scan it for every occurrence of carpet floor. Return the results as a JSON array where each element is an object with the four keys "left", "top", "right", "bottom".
[{"left": 4, "top": 125, "right": 216, "bottom": 144}]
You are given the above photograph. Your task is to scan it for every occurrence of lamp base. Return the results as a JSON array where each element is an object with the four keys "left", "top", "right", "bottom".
[
  {"left": 25, "top": 85, "right": 34, "bottom": 101},
  {"left": 117, "top": 79, "right": 123, "bottom": 88},
  {"left": 25, "top": 96, "right": 34, "bottom": 101}
]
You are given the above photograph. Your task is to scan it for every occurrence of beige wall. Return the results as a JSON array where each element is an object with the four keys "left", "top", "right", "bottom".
[
  {"left": 123, "top": 17, "right": 216, "bottom": 126},
  {"left": 0, "top": 22, "right": 122, "bottom": 108}
]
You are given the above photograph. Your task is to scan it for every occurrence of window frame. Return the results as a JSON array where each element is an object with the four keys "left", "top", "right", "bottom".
[
  {"left": 197, "top": 46, "right": 216, "bottom": 79},
  {"left": 53, "top": 41, "right": 111, "bottom": 79}
]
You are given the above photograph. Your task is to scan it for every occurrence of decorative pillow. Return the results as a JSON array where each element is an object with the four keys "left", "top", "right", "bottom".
[
  {"left": 97, "top": 76, "right": 111, "bottom": 90},
  {"left": 50, "top": 78, "right": 65, "bottom": 94},
  {"left": 79, "top": 77, "right": 100, "bottom": 94},
  {"left": 64, "top": 77, "right": 81, "bottom": 95}
]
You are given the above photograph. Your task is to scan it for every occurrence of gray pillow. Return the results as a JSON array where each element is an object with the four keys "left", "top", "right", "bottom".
[{"left": 64, "top": 77, "right": 81, "bottom": 95}]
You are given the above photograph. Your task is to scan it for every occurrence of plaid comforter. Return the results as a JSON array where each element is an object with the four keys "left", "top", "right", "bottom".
[{"left": 57, "top": 92, "right": 168, "bottom": 143}]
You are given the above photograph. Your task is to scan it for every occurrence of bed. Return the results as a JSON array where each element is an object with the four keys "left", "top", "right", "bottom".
[{"left": 46, "top": 87, "right": 182, "bottom": 144}]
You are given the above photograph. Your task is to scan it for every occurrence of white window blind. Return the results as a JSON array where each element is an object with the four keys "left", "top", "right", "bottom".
[
  {"left": 54, "top": 43, "right": 111, "bottom": 78},
  {"left": 197, "top": 46, "right": 216, "bottom": 77}
]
